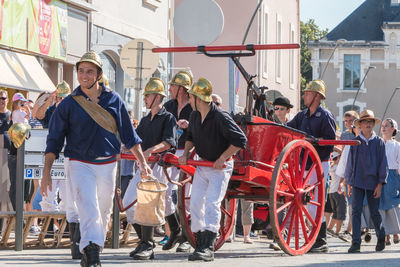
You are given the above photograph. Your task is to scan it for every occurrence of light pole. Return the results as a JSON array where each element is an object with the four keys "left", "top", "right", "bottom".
[
  {"left": 319, "top": 39, "right": 346, "bottom": 80},
  {"left": 379, "top": 87, "right": 400, "bottom": 135},
  {"left": 351, "top": 65, "right": 376, "bottom": 111}
]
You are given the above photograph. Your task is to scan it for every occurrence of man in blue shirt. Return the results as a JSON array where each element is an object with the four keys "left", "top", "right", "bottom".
[
  {"left": 344, "top": 109, "right": 387, "bottom": 253},
  {"left": 40, "top": 51, "right": 151, "bottom": 267},
  {"left": 287, "top": 79, "right": 336, "bottom": 253}
]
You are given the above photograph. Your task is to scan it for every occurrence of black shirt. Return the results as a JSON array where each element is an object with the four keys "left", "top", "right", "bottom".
[
  {"left": 136, "top": 107, "right": 177, "bottom": 152},
  {"left": 164, "top": 99, "right": 193, "bottom": 149},
  {"left": 186, "top": 103, "right": 247, "bottom": 161},
  {"left": 0, "top": 110, "right": 11, "bottom": 150}
]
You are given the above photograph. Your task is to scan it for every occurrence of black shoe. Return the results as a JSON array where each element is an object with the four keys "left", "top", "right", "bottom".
[
  {"left": 129, "top": 242, "right": 145, "bottom": 257},
  {"left": 348, "top": 243, "right": 361, "bottom": 253},
  {"left": 188, "top": 230, "right": 216, "bottom": 262},
  {"left": 188, "top": 231, "right": 201, "bottom": 260},
  {"left": 376, "top": 238, "right": 385, "bottom": 252},
  {"left": 133, "top": 241, "right": 154, "bottom": 260},
  {"left": 162, "top": 213, "right": 182, "bottom": 250},
  {"left": 69, "top": 223, "right": 82, "bottom": 260},
  {"left": 80, "top": 242, "right": 101, "bottom": 267},
  {"left": 176, "top": 241, "right": 190, "bottom": 252},
  {"left": 309, "top": 240, "right": 329, "bottom": 253},
  {"left": 364, "top": 232, "right": 372, "bottom": 243}
]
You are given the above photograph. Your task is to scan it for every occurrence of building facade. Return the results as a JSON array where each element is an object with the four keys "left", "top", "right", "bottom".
[
  {"left": 173, "top": 0, "right": 301, "bottom": 115},
  {"left": 309, "top": 0, "right": 400, "bottom": 135},
  {"left": 90, "top": 0, "right": 172, "bottom": 119}
]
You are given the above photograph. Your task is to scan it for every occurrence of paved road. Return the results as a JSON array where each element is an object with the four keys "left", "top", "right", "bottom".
[{"left": 0, "top": 234, "right": 399, "bottom": 266}]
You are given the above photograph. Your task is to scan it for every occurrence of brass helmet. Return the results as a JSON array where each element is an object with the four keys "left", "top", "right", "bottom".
[
  {"left": 303, "top": 79, "right": 326, "bottom": 99},
  {"left": 168, "top": 71, "right": 193, "bottom": 90},
  {"left": 56, "top": 81, "right": 71, "bottom": 98},
  {"left": 8, "top": 123, "right": 31, "bottom": 148},
  {"left": 188, "top": 78, "right": 212, "bottom": 102},
  {"left": 76, "top": 50, "right": 103, "bottom": 70},
  {"left": 143, "top": 77, "right": 166, "bottom": 97},
  {"left": 100, "top": 74, "right": 109, "bottom": 87}
]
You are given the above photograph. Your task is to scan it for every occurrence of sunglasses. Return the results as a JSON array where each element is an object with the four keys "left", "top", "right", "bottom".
[
  {"left": 0, "top": 97, "right": 7, "bottom": 101},
  {"left": 274, "top": 107, "right": 287, "bottom": 111},
  {"left": 332, "top": 156, "right": 339, "bottom": 161}
]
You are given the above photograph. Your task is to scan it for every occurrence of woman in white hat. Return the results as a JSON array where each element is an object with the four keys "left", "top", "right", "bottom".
[{"left": 379, "top": 118, "right": 400, "bottom": 245}]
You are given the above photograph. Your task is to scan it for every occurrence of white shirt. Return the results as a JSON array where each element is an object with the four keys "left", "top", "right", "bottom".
[
  {"left": 12, "top": 110, "right": 28, "bottom": 124},
  {"left": 385, "top": 139, "right": 400, "bottom": 171},
  {"left": 329, "top": 164, "right": 341, "bottom": 193},
  {"left": 336, "top": 145, "right": 350, "bottom": 179}
]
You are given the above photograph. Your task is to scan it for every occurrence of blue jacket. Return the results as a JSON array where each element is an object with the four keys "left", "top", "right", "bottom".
[
  {"left": 45, "top": 85, "right": 142, "bottom": 161},
  {"left": 344, "top": 133, "right": 388, "bottom": 190}
]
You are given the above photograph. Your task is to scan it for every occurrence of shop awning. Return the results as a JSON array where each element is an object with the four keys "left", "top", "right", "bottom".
[{"left": 0, "top": 49, "right": 56, "bottom": 92}]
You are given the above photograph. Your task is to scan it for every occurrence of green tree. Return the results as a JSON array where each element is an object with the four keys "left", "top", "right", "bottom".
[
  {"left": 300, "top": 19, "right": 328, "bottom": 109},
  {"left": 300, "top": 19, "right": 328, "bottom": 90}
]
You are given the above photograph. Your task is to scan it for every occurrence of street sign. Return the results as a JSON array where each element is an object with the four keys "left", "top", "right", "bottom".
[{"left": 24, "top": 129, "right": 66, "bottom": 180}]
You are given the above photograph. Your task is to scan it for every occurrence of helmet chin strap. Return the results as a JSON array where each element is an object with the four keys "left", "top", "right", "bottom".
[
  {"left": 175, "top": 86, "right": 181, "bottom": 100},
  {"left": 194, "top": 95, "right": 198, "bottom": 111},
  {"left": 149, "top": 94, "right": 157, "bottom": 110},
  {"left": 87, "top": 73, "right": 102, "bottom": 90}
]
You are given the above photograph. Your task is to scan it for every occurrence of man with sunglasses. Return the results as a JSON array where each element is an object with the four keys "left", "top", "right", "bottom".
[
  {"left": 287, "top": 79, "right": 336, "bottom": 253},
  {"left": 272, "top": 96, "right": 293, "bottom": 124}
]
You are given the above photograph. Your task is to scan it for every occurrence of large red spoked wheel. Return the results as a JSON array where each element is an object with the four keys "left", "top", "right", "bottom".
[
  {"left": 269, "top": 140, "right": 325, "bottom": 255},
  {"left": 177, "top": 172, "right": 236, "bottom": 251}
]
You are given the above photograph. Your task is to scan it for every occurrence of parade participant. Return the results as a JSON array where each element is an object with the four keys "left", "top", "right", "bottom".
[
  {"left": 40, "top": 51, "right": 151, "bottom": 267},
  {"left": 163, "top": 70, "right": 193, "bottom": 252},
  {"left": 379, "top": 118, "right": 400, "bottom": 246},
  {"left": 179, "top": 78, "right": 247, "bottom": 262},
  {"left": 345, "top": 110, "right": 387, "bottom": 253},
  {"left": 287, "top": 79, "right": 336, "bottom": 253},
  {"left": 272, "top": 96, "right": 293, "bottom": 124},
  {"left": 123, "top": 77, "right": 177, "bottom": 260},
  {"left": 212, "top": 94, "right": 222, "bottom": 108}
]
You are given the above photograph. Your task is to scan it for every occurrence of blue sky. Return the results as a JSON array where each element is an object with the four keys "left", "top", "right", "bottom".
[{"left": 300, "top": 0, "right": 365, "bottom": 31}]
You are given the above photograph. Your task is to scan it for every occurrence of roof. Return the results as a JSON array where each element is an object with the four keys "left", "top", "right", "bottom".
[{"left": 326, "top": 0, "right": 385, "bottom": 41}]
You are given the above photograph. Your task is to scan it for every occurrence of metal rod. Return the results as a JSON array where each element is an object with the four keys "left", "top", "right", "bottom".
[
  {"left": 351, "top": 66, "right": 376, "bottom": 111},
  {"left": 152, "top": 43, "right": 300, "bottom": 53},
  {"left": 111, "top": 160, "right": 121, "bottom": 249},
  {"left": 15, "top": 143, "right": 24, "bottom": 251},
  {"left": 242, "top": 0, "right": 264, "bottom": 45},
  {"left": 379, "top": 87, "right": 400, "bottom": 135},
  {"left": 319, "top": 39, "right": 346, "bottom": 79},
  {"left": 229, "top": 195, "right": 269, "bottom": 200}
]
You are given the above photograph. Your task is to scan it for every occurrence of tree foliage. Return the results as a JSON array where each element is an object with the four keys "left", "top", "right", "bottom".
[{"left": 300, "top": 19, "right": 328, "bottom": 90}]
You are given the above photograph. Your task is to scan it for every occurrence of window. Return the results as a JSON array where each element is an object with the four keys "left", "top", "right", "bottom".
[
  {"left": 289, "top": 25, "right": 295, "bottom": 88},
  {"left": 336, "top": 99, "right": 366, "bottom": 131},
  {"left": 344, "top": 54, "right": 360, "bottom": 90},
  {"left": 99, "top": 52, "right": 116, "bottom": 90},
  {"left": 392, "top": 0, "right": 400, "bottom": 6},
  {"left": 276, "top": 17, "right": 282, "bottom": 82},
  {"left": 263, "top": 13, "right": 268, "bottom": 77}
]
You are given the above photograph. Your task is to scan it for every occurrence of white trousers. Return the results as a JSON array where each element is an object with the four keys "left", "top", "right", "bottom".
[
  {"left": 64, "top": 158, "right": 80, "bottom": 223},
  {"left": 123, "top": 163, "right": 169, "bottom": 224},
  {"left": 190, "top": 159, "right": 233, "bottom": 233},
  {"left": 67, "top": 160, "right": 117, "bottom": 252},
  {"left": 306, "top": 161, "right": 329, "bottom": 222},
  {"left": 164, "top": 149, "right": 184, "bottom": 216}
]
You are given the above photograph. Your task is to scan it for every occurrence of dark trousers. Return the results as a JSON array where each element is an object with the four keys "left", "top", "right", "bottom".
[
  {"left": 8, "top": 154, "right": 32, "bottom": 211},
  {"left": 352, "top": 186, "right": 385, "bottom": 244},
  {"left": 120, "top": 175, "right": 133, "bottom": 199}
]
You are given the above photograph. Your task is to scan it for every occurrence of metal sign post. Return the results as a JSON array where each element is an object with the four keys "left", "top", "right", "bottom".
[
  {"left": 15, "top": 142, "right": 24, "bottom": 251},
  {"left": 111, "top": 161, "right": 121, "bottom": 249}
]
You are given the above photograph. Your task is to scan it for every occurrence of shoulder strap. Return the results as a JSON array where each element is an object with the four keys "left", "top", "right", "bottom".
[{"left": 72, "top": 95, "right": 118, "bottom": 135}]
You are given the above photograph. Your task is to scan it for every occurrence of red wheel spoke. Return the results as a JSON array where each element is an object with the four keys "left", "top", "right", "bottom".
[
  {"left": 280, "top": 170, "right": 296, "bottom": 193},
  {"left": 286, "top": 157, "right": 297, "bottom": 190},
  {"left": 299, "top": 150, "right": 310, "bottom": 186},
  {"left": 295, "top": 209, "right": 299, "bottom": 250},
  {"left": 277, "top": 190, "right": 295, "bottom": 198},
  {"left": 302, "top": 163, "right": 316, "bottom": 187},
  {"left": 277, "top": 201, "right": 293, "bottom": 214},
  {"left": 298, "top": 209, "right": 310, "bottom": 244},
  {"left": 304, "top": 182, "right": 321, "bottom": 193},
  {"left": 294, "top": 147, "right": 300, "bottom": 188},
  {"left": 221, "top": 206, "right": 232, "bottom": 217},
  {"left": 286, "top": 207, "right": 296, "bottom": 245},
  {"left": 309, "top": 200, "right": 321, "bottom": 207},
  {"left": 301, "top": 205, "right": 316, "bottom": 227},
  {"left": 279, "top": 203, "right": 294, "bottom": 230}
]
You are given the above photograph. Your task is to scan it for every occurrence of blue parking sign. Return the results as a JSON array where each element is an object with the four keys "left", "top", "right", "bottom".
[{"left": 25, "top": 168, "right": 33, "bottom": 178}]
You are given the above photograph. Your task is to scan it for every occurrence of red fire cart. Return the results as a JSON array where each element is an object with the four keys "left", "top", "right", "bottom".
[{"left": 121, "top": 43, "right": 359, "bottom": 256}]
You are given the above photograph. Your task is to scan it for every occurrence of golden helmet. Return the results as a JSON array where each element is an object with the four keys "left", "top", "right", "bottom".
[
  {"left": 56, "top": 81, "right": 71, "bottom": 98},
  {"left": 76, "top": 50, "right": 103, "bottom": 70},
  {"left": 8, "top": 123, "right": 31, "bottom": 148},
  {"left": 168, "top": 71, "right": 193, "bottom": 90},
  {"left": 100, "top": 74, "right": 109, "bottom": 87},
  {"left": 188, "top": 78, "right": 212, "bottom": 102},
  {"left": 303, "top": 79, "right": 326, "bottom": 99},
  {"left": 143, "top": 77, "right": 166, "bottom": 97}
]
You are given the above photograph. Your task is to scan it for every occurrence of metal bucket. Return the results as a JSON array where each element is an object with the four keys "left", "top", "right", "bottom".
[{"left": 134, "top": 177, "right": 167, "bottom": 226}]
